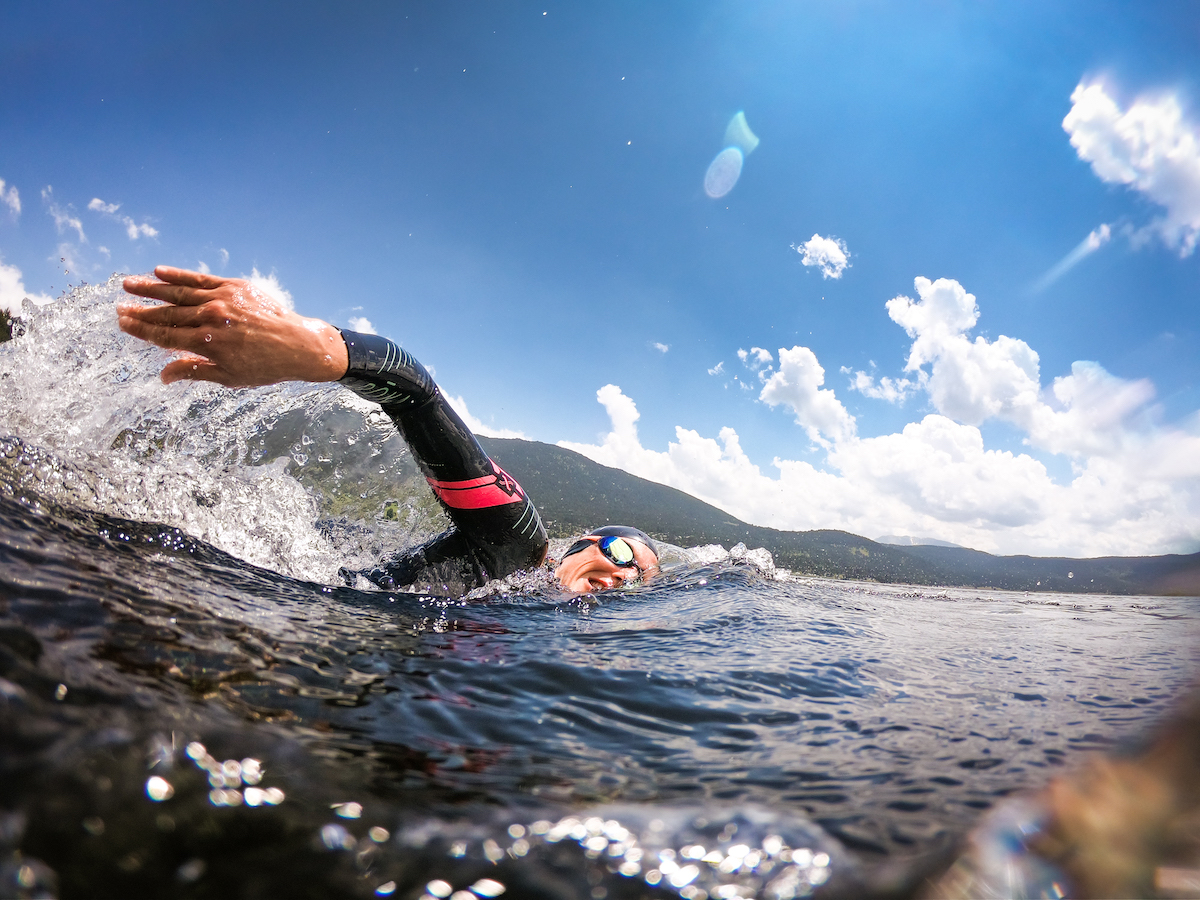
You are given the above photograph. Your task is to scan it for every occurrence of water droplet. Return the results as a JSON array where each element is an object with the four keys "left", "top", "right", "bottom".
[
  {"left": 146, "top": 776, "right": 175, "bottom": 801},
  {"left": 82, "top": 816, "right": 105, "bottom": 835},
  {"left": 471, "top": 878, "right": 506, "bottom": 897},
  {"left": 204, "top": 334, "right": 212, "bottom": 342}
]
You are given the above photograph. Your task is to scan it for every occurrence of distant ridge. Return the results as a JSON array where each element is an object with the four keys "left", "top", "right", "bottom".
[
  {"left": 876, "top": 535, "right": 964, "bottom": 549},
  {"left": 479, "top": 436, "right": 1200, "bottom": 596}
]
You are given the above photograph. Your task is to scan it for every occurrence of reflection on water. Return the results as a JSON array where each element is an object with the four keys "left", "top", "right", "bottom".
[{"left": 0, "top": 284, "right": 1197, "bottom": 898}]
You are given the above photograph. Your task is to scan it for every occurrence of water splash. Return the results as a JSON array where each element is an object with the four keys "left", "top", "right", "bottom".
[{"left": 0, "top": 276, "right": 446, "bottom": 583}]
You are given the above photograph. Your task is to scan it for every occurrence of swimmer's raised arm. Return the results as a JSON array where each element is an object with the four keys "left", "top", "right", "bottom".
[
  {"left": 118, "top": 266, "right": 347, "bottom": 387},
  {"left": 120, "top": 264, "right": 549, "bottom": 591}
]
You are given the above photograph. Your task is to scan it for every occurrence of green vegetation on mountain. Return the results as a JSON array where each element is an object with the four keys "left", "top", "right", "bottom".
[{"left": 479, "top": 436, "right": 1200, "bottom": 596}]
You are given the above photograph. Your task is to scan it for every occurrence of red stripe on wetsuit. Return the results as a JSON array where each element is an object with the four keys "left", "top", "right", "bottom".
[{"left": 427, "top": 463, "right": 525, "bottom": 510}]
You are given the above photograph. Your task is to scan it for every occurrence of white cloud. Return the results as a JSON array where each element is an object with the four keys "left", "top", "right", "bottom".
[
  {"left": 557, "top": 275, "right": 1200, "bottom": 557},
  {"left": 653, "top": 341, "right": 669, "bottom": 353},
  {"left": 245, "top": 268, "right": 294, "bottom": 311},
  {"left": 738, "top": 346, "right": 773, "bottom": 368},
  {"left": 42, "top": 187, "right": 86, "bottom": 243},
  {"left": 445, "top": 394, "right": 529, "bottom": 440},
  {"left": 887, "top": 276, "right": 1041, "bottom": 425},
  {"left": 97, "top": 246, "right": 110, "bottom": 259},
  {"left": 87, "top": 197, "right": 120, "bottom": 214},
  {"left": 560, "top": 387, "right": 1199, "bottom": 557},
  {"left": 1064, "top": 81, "right": 1200, "bottom": 255},
  {"left": 124, "top": 219, "right": 158, "bottom": 240},
  {"left": 219, "top": 248, "right": 230, "bottom": 266},
  {"left": 1, "top": 179, "right": 20, "bottom": 217},
  {"left": 196, "top": 261, "right": 211, "bottom": 274},
  {"left": 796, "top": 233, "right": 850, "bottom": 279},
  {"left": 0, "top": 255, "right": 54, "bottom": 315},
  {"left": 759, "top": 345, "right": 857, "bottom": 445},
  {"left": 347, "top": 316, "right": 376, "bottom": 334},
  {"left": 86, "top": 195, "right": 157, "bottom": 240},
  {"left": 882, "top": 276, "right": 1158, "bottom": 459},
  {"left": 1032, "top": 223, "right": 1112, "bottom": 292},
  {"left": 707, "top": 361, "right": 725, "bottom": 376},
  {"left": 844, "top": 367, "right": 919, "bottom": 404}
]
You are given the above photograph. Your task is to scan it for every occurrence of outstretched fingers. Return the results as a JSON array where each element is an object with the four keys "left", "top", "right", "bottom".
[
  {"left": 123, "top": 267, "right": 230, "bottom": 307},
  {"left": 152, "top": 266, "right": 231, "bottom": 289},
  {"left": 117, "top": 312, "right": 215, "bottom": 355},
  {"left": 117, "top": 302, "right": 208, "bottom": 329}
]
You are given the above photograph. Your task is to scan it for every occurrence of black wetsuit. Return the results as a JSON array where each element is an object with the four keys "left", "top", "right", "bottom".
[{"left": 338, "top": 330, "right": 548, "bottom": 593}]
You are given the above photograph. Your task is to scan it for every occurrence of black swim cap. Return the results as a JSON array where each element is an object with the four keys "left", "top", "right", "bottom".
[{"left": 588, "top": 525, "right": 658, "bottom": 560}]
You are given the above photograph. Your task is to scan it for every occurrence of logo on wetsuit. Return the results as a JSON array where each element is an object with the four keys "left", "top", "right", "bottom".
[{"left": 427, "top": 462, "right": 524, "bottom": 510}]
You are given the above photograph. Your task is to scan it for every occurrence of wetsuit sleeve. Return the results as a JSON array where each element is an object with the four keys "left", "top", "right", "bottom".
[{"left": 336, "top": 330, "right": 548, "bottom": 590}]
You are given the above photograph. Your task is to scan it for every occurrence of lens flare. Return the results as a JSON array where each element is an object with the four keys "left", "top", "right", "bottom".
[{"left": 704, "top": 147, "right": 744, "bottom": 199}]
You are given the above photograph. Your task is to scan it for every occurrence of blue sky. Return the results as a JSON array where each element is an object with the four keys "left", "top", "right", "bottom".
[{"left": 3, "top": 1, "right": 1199, "bottom": 557}]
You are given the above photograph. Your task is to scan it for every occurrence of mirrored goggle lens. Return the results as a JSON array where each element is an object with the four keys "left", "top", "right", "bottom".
[{"left": 597, "top": 535, "right": 637, "bottom": 566}]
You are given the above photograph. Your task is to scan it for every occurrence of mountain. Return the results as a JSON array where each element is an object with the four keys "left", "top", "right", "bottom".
[
  {"left": 875, "top": 535, "right": 964, "bottom": 549},
  {"left": 478, "top": 436, "right": 1200, "bottom": 597}
]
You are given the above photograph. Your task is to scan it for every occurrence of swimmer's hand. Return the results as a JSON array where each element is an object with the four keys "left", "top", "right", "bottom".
[{"left": 117, "top": 266, "right": 349, "bottom": 387}]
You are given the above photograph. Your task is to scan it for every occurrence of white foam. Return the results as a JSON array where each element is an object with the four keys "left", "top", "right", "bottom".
[{"left": 0, "top": 277, "right": 441, "bottom": 583}]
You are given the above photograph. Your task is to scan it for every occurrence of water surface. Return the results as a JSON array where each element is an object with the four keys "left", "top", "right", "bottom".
[{"left": 1, "top": 283, "right": 1196, "bottom": 899}]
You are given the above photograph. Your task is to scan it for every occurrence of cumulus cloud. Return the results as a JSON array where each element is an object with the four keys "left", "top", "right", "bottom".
[
  {"left": 347, "top": 316, "right": 376, "bottom": 334},
  {"left": 561, "top": 386, "right": 1199, "bottom": 557},
  {"left": 653, "top": 342, "right": 669, "bottom": 353},
  {"left": 196, "top": 261, "right": 211, "bottom": 274},
  {"left": 882, "top": 276, "right": 1158, "bottom": 458},
  {"left": 887, "top": 276, "right": 1040, "bottom": 425},
  {"left": 707, "top": 361, "right": 725, "bottom": 376},
  {"left": 0, "top": 255, "right": 54, "bottom": 315},
  {"left": 445, "top": 394, "right": 529, "bottom": 440},
  {"left": 219, "top": 248, "right": 230, "bottom": 266},
  {"left": 1064, "top": 81, "right": 1200, "bottom": 255},
  {"left": 42, "top": 187, "right": 86, "bottom": 243},
  {"left": 558, "top": 275, "right": 1199, "bottom": 557},
  {"left": 245, "top": 268, "right": 294, "bottom": 311},
  {"left": 1, "top": 179, "right": 20, "bottom": 217},
  {"left": 759, "top": 345, "right": 857, "bottom": 445},
  {"left": 796, "top": 233, "right": 850, "bottom": 279}
]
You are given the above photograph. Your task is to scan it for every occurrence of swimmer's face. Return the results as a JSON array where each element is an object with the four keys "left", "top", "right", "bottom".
[{"left": 554, "top": 536, "right": 660, "bottom": 593}]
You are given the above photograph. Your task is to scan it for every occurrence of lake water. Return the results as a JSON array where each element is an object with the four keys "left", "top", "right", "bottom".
[{"left": 1, "top": 282, "right": 1197, "bottom": 898}]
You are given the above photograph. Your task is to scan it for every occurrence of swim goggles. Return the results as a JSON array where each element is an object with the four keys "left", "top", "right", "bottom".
[{"left": 561, "top": 535, "right": 645, "bottom": 573}]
